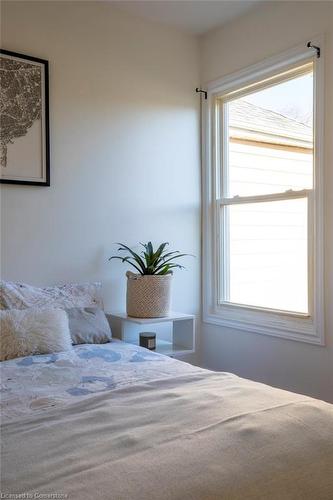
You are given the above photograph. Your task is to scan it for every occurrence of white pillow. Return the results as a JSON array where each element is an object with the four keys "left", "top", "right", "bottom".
[
  {"left": 0, "top": 281, "right": 104, "bottom": 310},
  {"left": 66, "top": 307, "right": 112, "bottom": 345},
  {"left": 0, "top": 308, "right": 73, "bottom": 361}
]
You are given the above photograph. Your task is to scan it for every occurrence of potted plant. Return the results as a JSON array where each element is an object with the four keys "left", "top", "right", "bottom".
[{"left": 109, "top": 242, "right": 190, "bottom": 318}]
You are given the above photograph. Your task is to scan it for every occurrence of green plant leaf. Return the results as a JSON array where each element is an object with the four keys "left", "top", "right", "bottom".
[
  {"left": 154, "top": 254, "right": 190, "bottom": 273},
  {"left": 109, "top": 242, "right": 192, "bottom": 276},
  {"left": 157, "top": 264, "right": 171, "bottom": 275},
  {"left": 155, "top": 263, "right": 185, "bottom": 275},
  {"left": 152, "top": 242, "right": 169, "bottom": 266},
  {"left": 108, "top": 255, "right": 143, "bottom": 274},
  {"left": 115, "top": 243, "right": 147, "bottom": 273}
]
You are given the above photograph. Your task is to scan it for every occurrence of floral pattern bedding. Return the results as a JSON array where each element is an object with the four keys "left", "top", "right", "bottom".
[
  {"left": 0, "top": 280, "right": 103, "bottom": 310},
  {"left": 0, "top": 341, "right": 203, "bottom": 421}
]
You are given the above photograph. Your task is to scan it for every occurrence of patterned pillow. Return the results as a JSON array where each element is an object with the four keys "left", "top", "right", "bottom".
[
  {"left": 66, "top": 307, "right": 112, "bottom": 345},
  {"left": 0, "top": 281, "right": 104, "bottom": 311},
  {"left": 0, "top": 307, "right": 73, "bottom": 361}
]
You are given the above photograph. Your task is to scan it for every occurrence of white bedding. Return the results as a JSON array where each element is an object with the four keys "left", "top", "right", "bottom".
[
  {"left": 1, "top": 341, "right": 333, "bottom": 499},
  {"left": 0, "top": 341, "right": 203, "bottom": 421}
]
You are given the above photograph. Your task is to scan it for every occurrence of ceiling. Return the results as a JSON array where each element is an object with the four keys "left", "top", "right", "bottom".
[{"left": 111, "top": 1, "right": 261, "bottom": 35}]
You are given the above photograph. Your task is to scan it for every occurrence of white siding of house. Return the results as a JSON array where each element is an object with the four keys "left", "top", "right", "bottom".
[
  {"left": 228, "top": 140, "right": 313, "bottom": 196},
  {"left": 224, "top": 140, "right": 312, "bottom": 314}
]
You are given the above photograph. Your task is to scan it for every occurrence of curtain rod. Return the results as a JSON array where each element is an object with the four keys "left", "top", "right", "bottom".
[
  {"left": 195, "top": 87, "right": 207, "bottom": 100},
  {"left": 307, "top": 41, "right": 320, "bottom": 58},
  {"left": 196, "top": 42, "right": 320, "bottom": 100}
]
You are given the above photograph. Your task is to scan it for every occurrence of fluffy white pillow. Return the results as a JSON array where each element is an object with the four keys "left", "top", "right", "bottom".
[
  {"left": 0, "top": 308, "right": 73, "bottom": 361},
  {"left": 0, "top": 281, "right": 104, "bottom": 310}
]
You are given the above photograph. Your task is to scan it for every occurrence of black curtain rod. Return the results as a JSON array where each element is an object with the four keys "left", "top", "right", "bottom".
[
  {"left": 196, "top": 41, "right": 319, "bottom": 101},
  {"left": 196, "top": 87, "right": 207, "bottom": 100},
  {"left": 307, "top": 41, "right": 320, "bottom": 58}
]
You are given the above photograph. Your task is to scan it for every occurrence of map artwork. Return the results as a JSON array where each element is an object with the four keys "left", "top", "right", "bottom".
[{"left": 0, "top": 56, "right": 42, "bottom": 167}]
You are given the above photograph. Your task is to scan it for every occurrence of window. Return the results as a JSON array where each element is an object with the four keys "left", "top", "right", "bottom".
[{"left": 203, "top": 42, "right": 324, "bottom": 344}]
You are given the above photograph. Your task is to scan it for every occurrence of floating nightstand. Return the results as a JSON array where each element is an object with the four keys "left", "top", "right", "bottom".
[{"left": 107, "top": 312, "right": 195, "bottom": 358}]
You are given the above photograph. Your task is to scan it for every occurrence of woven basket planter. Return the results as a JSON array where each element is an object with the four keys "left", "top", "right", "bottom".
[{"left": 126, "top": 271, "right": 172, "bottom": 318}]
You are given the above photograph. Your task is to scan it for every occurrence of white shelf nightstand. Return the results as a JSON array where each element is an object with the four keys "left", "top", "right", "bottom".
[{"left": 107, "top": 312, "right": 195, "bottom": 358}]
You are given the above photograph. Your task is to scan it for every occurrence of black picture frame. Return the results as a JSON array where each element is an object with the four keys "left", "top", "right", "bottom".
[{"left": 0, "top": 49, "right": 50, "bottom": 186}]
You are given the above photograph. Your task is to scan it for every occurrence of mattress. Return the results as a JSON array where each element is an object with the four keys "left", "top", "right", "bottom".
[{"left": 1, "top": 341, "right": 333, "bottom": 499}]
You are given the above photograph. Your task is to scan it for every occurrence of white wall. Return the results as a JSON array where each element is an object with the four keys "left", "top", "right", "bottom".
[
  {"left": 200, "top": 1, "right": 333, "bottom": 402},
  {"left": 0, "top": 1, "right": 201, "bottom": 339}
]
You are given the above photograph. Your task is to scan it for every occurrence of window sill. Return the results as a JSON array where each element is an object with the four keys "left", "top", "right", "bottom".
[
  {"left": 203, "top": 308, "right": 324, "bottom": 346},
  {"left": 218, "top": 300, "right": 311, "bottom": 319}
]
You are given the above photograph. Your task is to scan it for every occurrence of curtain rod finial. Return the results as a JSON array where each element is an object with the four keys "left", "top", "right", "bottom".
[
  {"left": 307, "top": 41, "right": 320, "bottom": 58},
  {"left": 196, "top": 87, "right": 207, "bottom": 100}
]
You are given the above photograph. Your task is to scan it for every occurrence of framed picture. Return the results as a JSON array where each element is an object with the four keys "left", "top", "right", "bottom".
[{"left": 0, "top": 49, "right": 50, "bottom": 186}]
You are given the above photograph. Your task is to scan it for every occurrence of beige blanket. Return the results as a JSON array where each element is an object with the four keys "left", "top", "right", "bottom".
[{"left": 2, "top": 371, "right": 333, "bottom": 499}]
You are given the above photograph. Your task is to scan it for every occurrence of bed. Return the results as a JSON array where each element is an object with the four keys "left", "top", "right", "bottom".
[{"left": 1, "top": 340, "right": 333, "bottom": 499}]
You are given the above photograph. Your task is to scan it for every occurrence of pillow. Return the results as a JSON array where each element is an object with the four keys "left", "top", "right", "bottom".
[
  {"left": 66, "top": 307, "right": 112, "bottom": 345},
  {"left": 0, "top": 281, "right": 104, "bottom": 311},
  {"left": 0, "top": 307, "right": 72, "bottom": 361}
]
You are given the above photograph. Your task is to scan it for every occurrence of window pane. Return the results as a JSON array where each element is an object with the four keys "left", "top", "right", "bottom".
[
  {"left": 222, "top": 198, "right": 308, "bottom": 313},
  {"left": 224, "top": 69, "right": 313, "bottom": 197}
]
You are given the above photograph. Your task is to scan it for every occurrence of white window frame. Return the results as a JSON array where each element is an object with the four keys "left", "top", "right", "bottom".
[{"left": 202, "top": 38, "right": 325, "bottom": 345}]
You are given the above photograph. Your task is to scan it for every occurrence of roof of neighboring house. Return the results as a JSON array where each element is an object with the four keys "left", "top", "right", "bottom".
[{"left": 229, "top": 100, "right": 313, "bottom": 149}]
